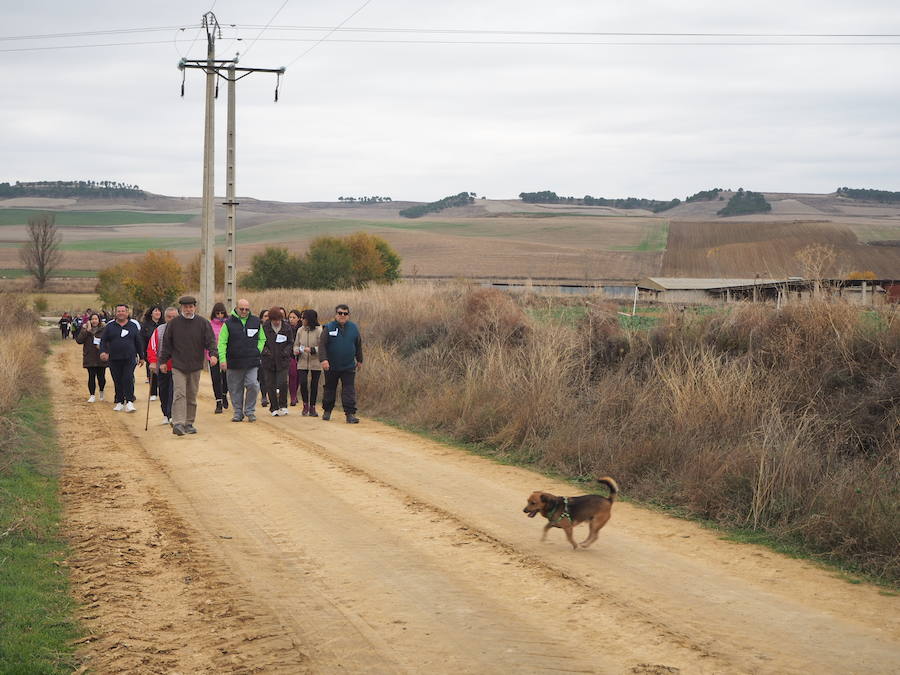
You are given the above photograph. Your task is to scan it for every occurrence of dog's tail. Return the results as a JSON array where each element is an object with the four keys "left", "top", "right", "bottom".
[{"left": 597, "top": 476, "right": 619, "bottom": 501}]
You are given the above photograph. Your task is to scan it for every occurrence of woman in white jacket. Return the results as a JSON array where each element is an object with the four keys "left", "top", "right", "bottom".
[{"left": 292, "top": 309, "right": 324, "bottom": 416}]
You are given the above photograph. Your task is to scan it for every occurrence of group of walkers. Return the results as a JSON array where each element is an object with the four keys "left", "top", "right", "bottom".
[
  {"left": 72, "top": 299, "right": 364, "bottom": 436},
  {"left": 59, "top": 308, "right": 110, "bottom": 341}
]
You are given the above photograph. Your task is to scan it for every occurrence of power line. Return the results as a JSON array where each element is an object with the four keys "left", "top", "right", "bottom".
[
  {"left": 285, "top": 0, "right": 375, "bottom": 67},
  {"left": 0, "top": 26, "right": 186, "bottom": 41},
  {"left": 253, "top": 37, "right": 900, "bottom": 46},
  {"left": 241, "top": 0, "right": 292, "bottom": 59},
  {"left": 3, "top": 35, "right": 899, "bottom": 54},
  {"left": 0, "top": 40, "right": 173, "bottom": 53},
  {"left": 3, "top": 25, "right": 899, "bottom": 43},
  {"left": 239, "top": 25, "right": 900, "bottom": 38}
]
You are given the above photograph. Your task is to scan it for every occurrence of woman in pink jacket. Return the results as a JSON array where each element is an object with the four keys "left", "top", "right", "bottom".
[{"left": 209, "top": 302, "right": 229, "bottom": 414}]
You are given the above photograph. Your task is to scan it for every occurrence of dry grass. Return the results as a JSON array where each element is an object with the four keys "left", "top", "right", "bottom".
[
  {"left": 239, "top": 284, "right": 899, "bottom": 581},
  {"left": 0, "top": 293, "right": 40, "bottom": 418}
]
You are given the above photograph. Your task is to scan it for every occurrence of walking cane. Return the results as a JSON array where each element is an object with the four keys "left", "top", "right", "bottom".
[{"left": 144, "top": 367, "right": 152, "bottom": 431}]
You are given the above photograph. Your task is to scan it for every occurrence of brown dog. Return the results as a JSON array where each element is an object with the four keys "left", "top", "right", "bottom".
[{"left": 523, "top": 477, "right": 618, "bottom": 550}]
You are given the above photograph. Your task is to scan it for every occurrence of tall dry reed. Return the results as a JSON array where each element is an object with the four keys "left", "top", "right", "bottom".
[
  {"left": 0, "top": 293, "right": 42, "bottom": 465},
  {"left": 242, "top": 285, "right": 899, "bottom": 581}
]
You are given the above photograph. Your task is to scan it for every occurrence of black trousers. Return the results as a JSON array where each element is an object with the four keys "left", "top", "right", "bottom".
[
  {"left": 299, "top": 369, "right": 321, "bottom": 406},
  {"left": 263, "top": 366, "right": 288, "bottom": 411},
  {"left": 108, "top": 359, "right": 136, "bottom": 404},
  {"left": 145, "top": 361, "right": 158, "bottom": 396},
  {"left": 209, "top": 362, "right": 228, "bottom": 402},
  {"left": 157, "top": 371, "right": 174, "bottom": 418},
  {"left": 258, "top": 367, "right": 269, "bottom": 402},
  {"left": 323, "top": 370, "right": 356, "bottom": 415},
  {"left": 86, "top": 366, "right": 106, "bottom": 395}
]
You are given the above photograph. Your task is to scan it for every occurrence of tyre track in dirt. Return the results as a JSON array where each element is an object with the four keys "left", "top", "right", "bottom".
[
  {"left": 54, "top": 345, "right": 900, "bottom": 674},
  {"left": 55, "top": 351, "right": 309, "bottom": 674}
]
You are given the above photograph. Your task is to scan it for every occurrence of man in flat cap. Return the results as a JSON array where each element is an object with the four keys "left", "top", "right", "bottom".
[{"left": 159, "top": 296, "right": 218, "bottom": 436}]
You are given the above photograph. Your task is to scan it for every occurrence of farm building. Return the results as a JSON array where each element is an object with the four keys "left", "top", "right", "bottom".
[{"left": 636, "top": 277, "right": 892, "bottom": 305}]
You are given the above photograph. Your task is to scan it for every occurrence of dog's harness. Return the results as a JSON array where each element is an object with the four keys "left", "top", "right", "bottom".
[{"left": 547, "top": 497, "right": 571, "bottom": 525}]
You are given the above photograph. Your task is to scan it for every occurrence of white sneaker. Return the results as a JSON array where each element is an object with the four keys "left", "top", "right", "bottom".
[
  {"left": 150, "top": 395, "right": 157, "bottom": 401},
  {"left": 280, "top": 408, "right": 288, "bottom": 416},
  {"left": 125, "top": 401, "right": 136, "bottom": 413},
  {"left": 87, "top": 395, "right": 96, "bottom": 403},
  {"left": 99, "top": 391, "right": 105, "bottom": 401},
  {"left": 113, "top": 403, "right": 124, "bottom": 411},
  {"left": 271, "top": 410, "right": 280, "bottom": 417},
  {"left": 160, "top": 416, "right": 169, "bottom": 425}
]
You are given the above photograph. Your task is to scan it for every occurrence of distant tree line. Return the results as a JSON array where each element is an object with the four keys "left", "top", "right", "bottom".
[
  {"left": 0, "top": 180, "right": 145, "bottom": 199},
  {"left": 685, "top": 188, "right": 723, "bottom": 202},
  {"left": 399, "top": 192, "right": 476, "bottom": 219},
  {"left": 337, "top": 195, "right": 392, "bottom": 203},
  {"left": 518, "top": 190, "right": 680, "bottom": 213},
  {"left": 716, "top": 188, "right": 772, "bottom": 217},
  {"left": 836, "top": 187, "right": 900, "bottom": 204}
]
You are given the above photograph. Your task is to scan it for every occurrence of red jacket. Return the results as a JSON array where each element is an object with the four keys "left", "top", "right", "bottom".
[{"left": 147, "top": 324, "right": 173, "bottom": 371}]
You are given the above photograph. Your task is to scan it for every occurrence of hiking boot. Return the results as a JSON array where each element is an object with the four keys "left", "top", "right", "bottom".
[
  {"left": 231, "top": 415, "right": 243, "bottom": 422},
  {"left": 172, "top": 424, "right": 185, "bottom": 436},
  {"left": 215, "top": 401, "right": 223, "bottom": 414},
  {"left": 261, "top": 397, "right": 268, "bottom": 407},
  {"left": 87, "top": 395, "right": 96, "bottom": 403},
  {"left": 345, "top": 414, "right": 360, "bottom": 424},
  {"left": 247, "top": 414, "right": 257, "bottom": 423},
  {"left": 302, "top": 403, "right": 309, "bottom": 416},
  {"left": 309, "top": 405, "right": 318, "bottom": 417},
  {"left": 290, "top": 399, "right": 298, "bottom": 407},
  {"left": 321, "top": 410, "right": 331, "bottom": 421},
  {"left": 113, "top": 402, "right": 124, "bottom": 412},
  {"left": 125, "top": 401, "right": 137, "bottom": 413},
  {"left": 222, "top": 396, "right": 228, "bottom": 409},
  {"left": 185, "top": 424, "right": 197, "bottom": 434}
]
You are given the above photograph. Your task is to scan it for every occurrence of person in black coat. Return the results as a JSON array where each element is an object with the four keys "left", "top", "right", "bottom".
[{"left": 99, "top": 303, "right": 144, "bottom": 412}]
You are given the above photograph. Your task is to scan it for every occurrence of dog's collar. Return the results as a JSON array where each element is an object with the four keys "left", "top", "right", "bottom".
[{"left": 547, "top": 496, "right": 571, "bottom": 525}]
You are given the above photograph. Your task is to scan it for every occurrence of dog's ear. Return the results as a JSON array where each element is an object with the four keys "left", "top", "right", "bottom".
[{"left": 540, "top": 494, "right": 550, "bottom": 504}]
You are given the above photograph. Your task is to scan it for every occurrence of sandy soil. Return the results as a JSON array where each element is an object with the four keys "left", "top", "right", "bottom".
[{"left": 52, "top": 345, "right": 900, "bottom": 674}]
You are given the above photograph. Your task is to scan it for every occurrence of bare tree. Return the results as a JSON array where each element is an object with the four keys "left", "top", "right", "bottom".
[
  {"left": 795, "top": 243, "right": 838, "bottom": 296},
  {"left": 20, "top": 213, "right": 62, "bottom": 288}
]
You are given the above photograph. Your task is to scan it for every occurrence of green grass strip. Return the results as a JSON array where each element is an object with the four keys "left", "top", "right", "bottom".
[
  {"left": 0, "top": 395, "right": 80, "bottom": 673},
  {"left": 0, "top": 209, "right": 194, "bottom": 227}
]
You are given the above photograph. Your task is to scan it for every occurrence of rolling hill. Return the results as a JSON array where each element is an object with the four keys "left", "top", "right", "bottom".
[{"left": 1, "top": 190, "right": 898, "bottom": 281}]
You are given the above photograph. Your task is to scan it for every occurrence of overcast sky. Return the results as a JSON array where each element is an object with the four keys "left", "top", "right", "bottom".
[{"left": 2, "top": 1, "right": 899, "bottom": 203}]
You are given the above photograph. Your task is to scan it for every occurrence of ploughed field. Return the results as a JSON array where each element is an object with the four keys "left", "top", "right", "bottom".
[{"left": 3, "top": 192, "right": 900, "bottom": 280}]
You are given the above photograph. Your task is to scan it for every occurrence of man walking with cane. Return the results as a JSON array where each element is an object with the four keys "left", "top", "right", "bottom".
[
  {"left": 318, "top": 303, "right": 363, "bottom": 424},
  {"left": 159, "top": 296, "right": 218, "bottom": 436}
]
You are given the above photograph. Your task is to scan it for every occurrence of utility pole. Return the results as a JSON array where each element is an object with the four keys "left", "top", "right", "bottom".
[
  {"left": 224, "top": 62, "right": 237, "bottom": 309},
  {"left": 179, "top": 15, "right": 284, "bottom": 313},
  {"left": 199, "top": 12, "right": 217, "bottom": 318}
]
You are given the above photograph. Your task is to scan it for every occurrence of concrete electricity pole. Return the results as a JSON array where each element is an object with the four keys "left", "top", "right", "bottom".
[
  {"left": 179, "top": 13, "right": 285, "bottom": 313},
  {"left": 199, "top": 12, "right": 217, "bottom": 318}
]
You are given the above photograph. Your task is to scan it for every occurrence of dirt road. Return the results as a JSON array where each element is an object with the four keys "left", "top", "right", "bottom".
[{"left": 53, "top": 346, "right": 899, "bottom": 674}]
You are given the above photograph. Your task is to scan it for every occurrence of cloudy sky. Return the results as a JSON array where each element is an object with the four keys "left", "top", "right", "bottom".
[{"left": 2, "top": 1, "right": 899, "bottom": 203}]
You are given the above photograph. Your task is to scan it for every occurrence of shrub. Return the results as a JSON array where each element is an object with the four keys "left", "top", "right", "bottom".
[{"left": 32, "top": 296, "right": 48, "bottom": 314}]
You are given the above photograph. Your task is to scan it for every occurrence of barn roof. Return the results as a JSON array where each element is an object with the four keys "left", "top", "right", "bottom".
[{"left": 638, "top": 278, "right": 783, "bottom": 291}]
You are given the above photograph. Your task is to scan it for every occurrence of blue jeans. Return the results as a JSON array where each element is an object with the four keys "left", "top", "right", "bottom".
[{"left": 226, "top": 367, "right": 259, "bottom": 418}]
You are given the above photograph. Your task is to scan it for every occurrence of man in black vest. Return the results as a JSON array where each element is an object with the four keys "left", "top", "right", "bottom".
[{"left": 217, "top": 298, "right": 266, "bottom": 423}]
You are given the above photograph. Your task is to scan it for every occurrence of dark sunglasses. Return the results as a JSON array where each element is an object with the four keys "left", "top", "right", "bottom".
[{"left": 336, "top": 310, "right": 350, "bottom": 315}]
